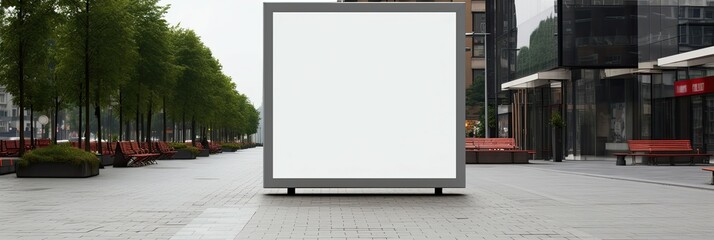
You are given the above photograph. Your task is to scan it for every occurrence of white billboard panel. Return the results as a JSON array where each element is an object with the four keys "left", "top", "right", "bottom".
[{"left": 264, "top": 3, "right": 464, "bottom": 188}]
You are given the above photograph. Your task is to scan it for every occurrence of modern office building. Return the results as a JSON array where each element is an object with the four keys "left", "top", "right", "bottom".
[{"left": 494, "top": 0, "right": 714, "bottom": 159}]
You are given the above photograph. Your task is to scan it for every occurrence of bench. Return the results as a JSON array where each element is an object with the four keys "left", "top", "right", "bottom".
[
  {"left": 2, "top": 140, "right": 26, "bottom": 157},
  {"left": 614, "top": 140, "right": 711, "bottom": 165},
  {"left": 704, "top": 168, "right": 714, "bottom": 185},
  {"left": 35, "top": 139, "right": 51, "bottom": 149},
  {"left": 113, "top": 142, "right": 160, "bottom": 167},
  {"left": 156, "top": 142, "right": 178, "bottom": 159},
  {"left": 193, "top": 141, "right": 210, "bottom": 157},
  {"left": 465, "top": 138, "right": 534, "bottom": 164}
]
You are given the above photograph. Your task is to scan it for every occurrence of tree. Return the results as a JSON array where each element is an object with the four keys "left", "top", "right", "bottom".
[
  {"left": 57, "top": 0, "right": 137, "bottom": 152},
  {"left": 125, "top": 0, "right": 176, "bottom": 148},
  {"left": 0, "top": 0, "right": 57, "bottom": 156}
]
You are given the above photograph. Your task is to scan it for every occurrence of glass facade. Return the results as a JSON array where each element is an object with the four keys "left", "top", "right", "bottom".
[
  {"left": 560, "top": 0, "right": 638, "bottom": 67},
  {"left": 512, "top": 0, "right": 558, "bottom": 79},
  {"left": 638, "top": 0, "right": 714, "bottom": 62}
]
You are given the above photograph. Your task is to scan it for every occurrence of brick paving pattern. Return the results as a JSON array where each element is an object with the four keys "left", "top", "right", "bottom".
[{"left": 1, "top": 148, "right": 713, "bottom": 239}]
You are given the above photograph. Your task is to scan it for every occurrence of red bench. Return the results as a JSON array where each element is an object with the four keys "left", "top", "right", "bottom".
[
  {"left": 113, "top": 142, "right": 160, "bottom": 167},
  {"left": 465, "top": 138, "right": 534, "bottom": 164},
  {"left": 614, "top": 140, "right": 711, "bottom": 165},
  {"left": 2, "top": 140, "right": 30, "bottom": 157},
  {"left": 156, "top": 142, "right": 177, "bottom": 159},
  {"left": 35, "top": 139, "right": 51, "bottom": 149}
]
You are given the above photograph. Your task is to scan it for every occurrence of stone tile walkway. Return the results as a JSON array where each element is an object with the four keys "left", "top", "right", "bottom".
[{"left": 0, "top": 148, "right": 713, "bottom": 239}]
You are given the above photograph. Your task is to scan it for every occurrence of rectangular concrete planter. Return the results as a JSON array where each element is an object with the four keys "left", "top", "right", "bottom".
[
  {"left": 1, "top": 158, "right": 17, "bottom": 175},
  {"left": 197, "top": 149, "right": 210, "bottom": 157},
  {"left": 466, "top": 151, "right": 530, "bottom": 164},
  {"left": 16, "top": 162, "right": 99, "bottom": 178},
  {"left": 100, "top": 155, "right": 114, "bottom": 166},
  {"left": 171, "top": 149, "right": 197, "bottom": 159},
  {"left": 223, "top": 148, "right": 238, "bottom": 152}
]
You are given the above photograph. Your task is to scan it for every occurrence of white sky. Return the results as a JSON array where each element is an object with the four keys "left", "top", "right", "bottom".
[{"left": 159, "top": 0, "right": 335, "bottom": 107}]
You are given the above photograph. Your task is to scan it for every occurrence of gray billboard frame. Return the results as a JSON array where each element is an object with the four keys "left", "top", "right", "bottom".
[{"left": 264, "top": 2, "right": 465, "bottom": 190}]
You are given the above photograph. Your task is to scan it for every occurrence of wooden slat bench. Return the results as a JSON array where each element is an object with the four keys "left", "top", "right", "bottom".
[
  {"left": 703, "top": 168, "right": 714, "bottom": 185},
  {"left": 465, "top": 138, "right": 534, "bottom": 164},
  {"left": 194, "top": 141, "right": 210, "bottom": 157},
  {"left": 113, "top": 142, "right": 160, "bottom": 167},
  {"left": 614, "top": 140, "right": 711, "bottom": 165},
  {"left": 156, "top": 142, "right": 177, "bottom": 159}
]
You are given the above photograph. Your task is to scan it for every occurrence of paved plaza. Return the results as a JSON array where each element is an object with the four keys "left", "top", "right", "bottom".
[{"left": 1, "top": 148, "right": 714, "bottom": 240}]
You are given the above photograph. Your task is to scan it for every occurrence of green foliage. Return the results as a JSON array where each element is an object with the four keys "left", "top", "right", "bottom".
[
  {"left": 550, "top": 111, "right": 565, "bottom": 128},
  {"left": 466, "top": 75, "right": 485, "bottom": 107},
  {"left": 56, "top": 0, "right": 138, "bottom": 108},
  {"left": 167, "top": 142, "right": 199, "bottom": 155},
  {"left": 515, "top": 16, "right": 558, "bottom": 79},
  {"left": 167, "top": 142, "right": 187, "bottom": 149},
  {"left": 1, "top": 0, "right": 260, "bottom": 147},
  {"left": 476, "top": 105, "right": 496, "bottom": 138},
  {"left": 0, "top": 0, "right": 58, "bottom": 112},
  {"left": 221, "top": 142, "right": 242, "bottom": 150},
  {"left": 19, "top": 144, "right": 100, "bottom": 167}
]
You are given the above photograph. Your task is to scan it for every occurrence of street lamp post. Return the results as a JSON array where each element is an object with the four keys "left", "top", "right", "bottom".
[{"left": 466, "top": 32, "right": 490, "bottom": 138}]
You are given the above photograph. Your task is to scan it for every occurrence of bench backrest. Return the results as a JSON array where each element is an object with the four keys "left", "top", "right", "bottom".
[
  {"left": 465, "top": 138, "right": 518, "bottom": 150},
  {"left": 628, "top": 140, "right": 693, "bottom": 152},
  {"left": 35, "top": 139, "right": 51, "bottom": 148}
]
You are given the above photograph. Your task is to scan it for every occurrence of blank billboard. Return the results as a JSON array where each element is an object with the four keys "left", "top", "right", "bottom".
[{"left": 264, "top": 3, "right": 464, "bottom": 188}]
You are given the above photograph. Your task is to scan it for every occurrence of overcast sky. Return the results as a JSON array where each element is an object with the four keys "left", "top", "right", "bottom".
[{"left": 159, "top": 0, "right": 334, "bottom": 108}]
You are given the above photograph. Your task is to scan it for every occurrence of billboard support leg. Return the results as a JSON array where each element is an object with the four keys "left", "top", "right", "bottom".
[
  {"left": 287, "top": 188, "right": 295, "bottom": 195},
  {"left": 435, "top": 188, "right": 442, "bottom": 195}
]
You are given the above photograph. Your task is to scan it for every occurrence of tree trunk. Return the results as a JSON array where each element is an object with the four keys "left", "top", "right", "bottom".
[
  {"left": 146, "top": 101, "right": 152, "bottom": 152},
  {"left": 119, "top": 90, "right": 122, "bottom": 141},
  {"left": 95, "top": 71, "right": 101, "bottom": 155},
  {"left": 18, "top": 0, "right": 25, "bottom": 156},
  {"left": 78, "top": 83, "right": 82, "bottom": 149},
  {"left": 191, "top": 116, "right": 196, "bottom": 145},
  {"left": 182, "top": 112, "right": 186, "bottom": 143},
  {"left": 30, "top": 105, "right": 34, "bottom": 149},
  {"left": 53, "top": 94, "right": 59, "bottom": 144},
  {"left": 83, "top": 0, "right": 91, "bottom": 152},
  {"left": 162, "top": 97, "right": 166, "bottom": 142},
  {"left": 135, "top": 94, "right": 140, "bottom": 142}
]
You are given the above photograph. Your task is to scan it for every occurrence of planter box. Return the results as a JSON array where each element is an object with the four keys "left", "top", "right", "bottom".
[
  {"left": 1, "top": 158, "right": 18, "bottom": 175},
  {"left": 16, "top": 161, "right": 99, "bottom": 178},
  {"left": 465, "top": 151, "right": 530, "bottom": 164},
  {"left": 100, "top": 155, "right": 114, "bottom": 166},
  {"left": 223, "top": 148, "right": 238, "bottom": 152},
  {"left": 197, "top": 149, "right": 210, "bottom": 157},
  {"left": 171, "top": 149, "right": 197, "bottom": 159}
]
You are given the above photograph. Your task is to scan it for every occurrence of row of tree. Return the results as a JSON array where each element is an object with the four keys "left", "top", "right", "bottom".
[{"left": 0, "top": 0, "right": 260, "bottom": 156}]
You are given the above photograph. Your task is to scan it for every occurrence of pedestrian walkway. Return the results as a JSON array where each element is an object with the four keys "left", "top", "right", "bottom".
[
  {"left": 525, "top": 159, "right": 714, "bottom": 190},
  {"left": 1, "top": 148, "right": 713, "bottom": 240}
]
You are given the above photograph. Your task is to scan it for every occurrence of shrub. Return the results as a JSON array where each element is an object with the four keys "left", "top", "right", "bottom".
[
  {"left": 221, "top": 143, "right": 242, "bottom": 149},
  {"left": 19, "top": 144, "right": 100, "bottom": 168},
  {"left": 168, "top": 142, "right": 188, "bottom": 149},
  {"left": 168, "top": 142, "right": 200, "bottom": 155}
]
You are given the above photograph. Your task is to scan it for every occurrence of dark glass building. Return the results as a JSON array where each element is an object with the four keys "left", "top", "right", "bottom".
[{"left": 492, "top": 0, "right": 714, "bottom": 159}]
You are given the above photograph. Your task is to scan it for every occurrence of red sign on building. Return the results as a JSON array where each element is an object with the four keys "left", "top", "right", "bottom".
[{"left": 674, "top": 76, "right": 714, "bottom": 97}]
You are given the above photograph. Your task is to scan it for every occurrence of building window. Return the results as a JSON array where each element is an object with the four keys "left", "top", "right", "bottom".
[
  {"left": 0, "top": 111, "right": 6, "bottom": 117},
  {"left": 0, "top": 93, "right": 5, "bottom": 103},
  {"left": 12, "top": 109, "right": 16, "bottom": 117},
  {"left": 472, "top": 13, "right": 486, "bottom": 58}
]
